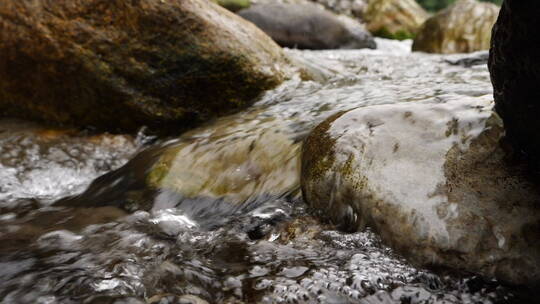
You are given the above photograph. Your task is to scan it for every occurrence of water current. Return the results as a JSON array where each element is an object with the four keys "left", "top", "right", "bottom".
[{"left": 0, "top": 39, "right": 534, "bottom": 303}]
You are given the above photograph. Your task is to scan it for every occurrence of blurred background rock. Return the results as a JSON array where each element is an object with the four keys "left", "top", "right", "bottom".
[
  {"left": 416, "top": 0, "right": 501, "bottom": 12},
  {"left": 413, "top": 0, "right": 500, "bottom": 53},
  {"left": 219, "top": 0, "right": 502, "bottom": 47}
]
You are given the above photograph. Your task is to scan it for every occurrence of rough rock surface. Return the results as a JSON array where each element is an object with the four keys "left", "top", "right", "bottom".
[
  {"left": 363, "top": 0, "right": 428, "bottom": 40},
  {"left": 489, "top": 0, "right": 540, "bottom": 167},
  {"left": 413, "top": 0, "right": 499, "bottom": 54},
  {"left": 302, "top": 96, "right": 540, "bottom": 285},
  {"left": 238, "top": 3, "right": 376, "bottom": 49},
  {"left": 0, "top": 0, "right": 289, "bottom": 132}
]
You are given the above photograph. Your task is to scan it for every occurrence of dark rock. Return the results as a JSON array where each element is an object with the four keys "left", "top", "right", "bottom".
[
  {"left": 238, "top": 3, "right": 376, "bottom": 49},
  {"left": 489, "top": 0, "right": 540, "bottom": 167},
  {"left": 0, "top": 0, "right": 290, "bottom": 132}
]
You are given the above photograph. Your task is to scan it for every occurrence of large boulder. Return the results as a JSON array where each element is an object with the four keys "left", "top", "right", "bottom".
[
  {"left": 413, "top": 0, "right": 499, "bottom": 54},
  {"left": 489, "top": 0, "right": 540, "bottom": 167},
  {"left": 363, "top": 0, "right": 428, "bottom": 40},
  {"left": 0, "top": 0, "right": 290, "bottom": 132},
  {"left": 238, "top": 3, "right": 376, "bottom": 49},
  {"left": 301, "top": 96, "right": 540, "bottom": 285}
]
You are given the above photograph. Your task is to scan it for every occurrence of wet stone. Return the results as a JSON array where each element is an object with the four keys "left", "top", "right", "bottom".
[{"left": 302, "top": 96, "right": 540, "bottom": 285}]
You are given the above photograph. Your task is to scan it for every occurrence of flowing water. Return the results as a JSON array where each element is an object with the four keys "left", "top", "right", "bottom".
[{"left": 0, "top": 39, "right": 534, "bottom": 303}]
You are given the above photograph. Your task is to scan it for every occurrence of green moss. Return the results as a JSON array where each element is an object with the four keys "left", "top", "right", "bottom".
[
  {"left": 145, "top": 145, "right": 183, "bottom": 188},
  {"left": 374, "top": 28, "right": 416, "bottom": 40},
  {"left": 146, "top": 162, "right": 170, "bottom": 187},
  {"left": 301, "top": 111, "right": 347, "bottom": 183}
]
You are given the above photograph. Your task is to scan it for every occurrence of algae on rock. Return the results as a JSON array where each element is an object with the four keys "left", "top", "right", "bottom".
[{"left": 213, "top": 0, "right": 251, "bottom": 12}]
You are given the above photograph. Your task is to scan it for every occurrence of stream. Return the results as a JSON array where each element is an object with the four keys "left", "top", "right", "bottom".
[{"left": 0, "top": 39, "right": 533, "bottom": 303}]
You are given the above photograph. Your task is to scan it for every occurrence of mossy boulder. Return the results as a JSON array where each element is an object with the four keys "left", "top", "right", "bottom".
[
  {"left": 213, "top": 0, "right": 251, "bottom": 12},
  {"left": 364, "top": 0, "right": 428, "bottom": 40},
  {"left": 413, "top": 0, "right": 499, "bottom": 54},
  {"left": 302, "top": 96, "right": 540, "bottom": 285},
  {"left": 0, "top": 0, "right": 290, "bottom": 132}
]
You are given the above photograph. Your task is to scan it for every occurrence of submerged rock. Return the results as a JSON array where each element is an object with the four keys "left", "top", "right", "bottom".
[
  {"left": 238, "top": 3, "right": 376, "bottom": 49},
  {"left": 0, "top": 0, "right": 289, "bottom": 132},
  {"left": 363, "top": 0, "right": 428, "bottom": 40},
  {"left": 56, "top": 108, "right": 303, "bottom": 229},
  {"left": 0, "top": 207, "right": 127, "bottom": 253},
  {"left": 413, "top": 0, "right": 499, "bottom": 54},
  {"left": 302, "top": 96, "right": 540, "bottom": 285},
  {"left": 489, "top": 0, "right": 540, "bottom": 168}
]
